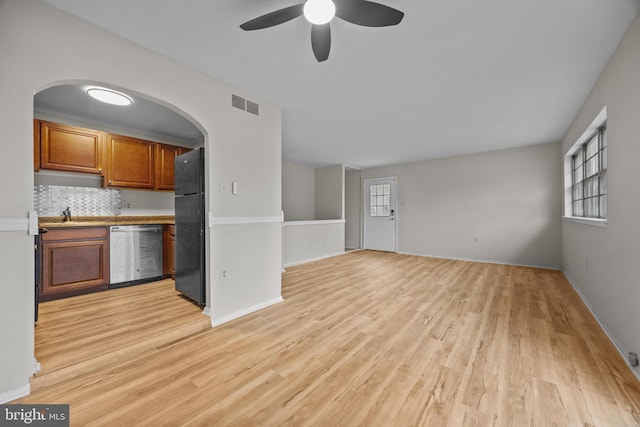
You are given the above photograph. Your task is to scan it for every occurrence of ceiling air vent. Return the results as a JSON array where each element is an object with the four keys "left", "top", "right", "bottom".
[
  {"left": 232, "top": 94, "right": 246, "bottom": 111},
  {"left": 246, "top": 100, "right": 259, "bottom": 116}
]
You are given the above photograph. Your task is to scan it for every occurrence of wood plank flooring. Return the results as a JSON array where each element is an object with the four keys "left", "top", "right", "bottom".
[
  {"left": 16, "top": 251, "right": 640, "bottom": 426},
  {"left": 30, "top": 279, "right": 211, "bottom": 392}
]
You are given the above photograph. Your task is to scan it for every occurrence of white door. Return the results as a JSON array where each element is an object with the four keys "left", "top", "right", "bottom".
[{"left": 363, "top": 177, "right": 397, "bottom": 252}]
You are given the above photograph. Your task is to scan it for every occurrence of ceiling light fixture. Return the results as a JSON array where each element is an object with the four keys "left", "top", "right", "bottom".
[
  {"left": 303, "top": 0, "right": 336, "bottom": 25},
  {"left": 86, "top": 87, "right": 132, "bottom": 106}
]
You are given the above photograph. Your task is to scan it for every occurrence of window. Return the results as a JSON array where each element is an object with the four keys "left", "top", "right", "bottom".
[
  {"left": 369, "top": 184, "right": 390, "bottom": 216},
  {"left": 571, "top": 124, "right": 607, "bottom": 219}
]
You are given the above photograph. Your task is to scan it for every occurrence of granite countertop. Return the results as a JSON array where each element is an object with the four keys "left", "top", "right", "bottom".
[{"left": 39, "top": 215, "right": 175, "bottom": 228}]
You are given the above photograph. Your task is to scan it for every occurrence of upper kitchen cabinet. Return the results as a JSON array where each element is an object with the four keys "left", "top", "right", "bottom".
[
  {"left": 106, "top": 134, "right": 155, "bottom": 189},
  {"left": 155, "top": 144, "right": 190, "bottom": 191},
  {"left": 37, "top": 120, "right": 105, "bottom": 174}
]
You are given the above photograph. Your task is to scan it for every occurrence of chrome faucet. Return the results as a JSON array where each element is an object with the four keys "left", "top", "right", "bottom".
[{"left": 62, "top": 207, "right": 72, "bottom": 222}]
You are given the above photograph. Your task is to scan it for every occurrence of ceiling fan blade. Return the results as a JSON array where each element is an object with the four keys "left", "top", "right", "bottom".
[
  {"left": 240, "top": 3, "right": 304, "bottom": 31},
  {"left": 311, "top": 24, "right": 331, "bottom": 62},
  {"left": 336, "top": 0, "right": 404, "bottom": 27}
]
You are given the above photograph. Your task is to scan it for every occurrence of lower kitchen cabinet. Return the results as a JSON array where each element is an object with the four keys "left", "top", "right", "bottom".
[
  {"left": 163, "top": 225, "right": 175, "bottom": 279},
  {"left": 40, "top": 227, "right": 109, "bottom": 301}
]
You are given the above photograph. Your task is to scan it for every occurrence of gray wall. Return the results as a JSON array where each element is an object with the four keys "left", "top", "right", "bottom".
[
  {"left": 363, "top": 142, "right": 562, "bottom": 268},
  {"left": 561, "top": 12, "right": 640, "bottom": 378},
  {"left": 282, "top": 161, "right": 315, "bottom": 221},
  {"left": 344, "top": 169, "right": 361, "bottom": 249},
  {"left": 0, "top": 0, "right": 282, "bottom": 399},
  {"left": 315, "top": 165, "right": 344, "bottom": 220}
]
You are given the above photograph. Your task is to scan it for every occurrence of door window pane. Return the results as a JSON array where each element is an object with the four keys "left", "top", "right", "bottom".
[{"left": 369, "top": 182, "right": 391, "bottom": 216}]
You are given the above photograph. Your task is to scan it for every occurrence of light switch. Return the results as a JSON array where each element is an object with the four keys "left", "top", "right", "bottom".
[{"left": 232, "top": 182, "right": 239, "bottom": 195}]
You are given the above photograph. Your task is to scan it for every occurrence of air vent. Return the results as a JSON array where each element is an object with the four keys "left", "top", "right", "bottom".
[
  {"left": 231, "top": 94, "right": 246, "bottom": 111},
  {"left": 246, "top": 100, "right": 259, "bottom": 116}
]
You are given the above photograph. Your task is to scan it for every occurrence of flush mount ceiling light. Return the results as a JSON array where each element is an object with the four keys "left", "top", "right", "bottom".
[
  {"left": 303, "top": 0, "right": 335, "bottom": 25},
  {"left": 240, "top": 0, "right": 404, "bottom": 62},
  {"left": 86, "top": 87, "right": 132, "bottom": 106}
]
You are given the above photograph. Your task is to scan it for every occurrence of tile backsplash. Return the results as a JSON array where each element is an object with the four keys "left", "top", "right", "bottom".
[{"left": 34, "top": 185, "right": 121, "bottom": 217}]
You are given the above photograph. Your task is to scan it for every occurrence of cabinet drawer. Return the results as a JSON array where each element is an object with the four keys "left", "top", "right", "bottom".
[{"left": 42, "top": 227, "right": 108, "bottom": 242}]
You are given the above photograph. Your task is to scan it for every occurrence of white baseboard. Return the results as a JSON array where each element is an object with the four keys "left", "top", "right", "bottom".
[
  {"left": 396, "top": 250, "right": 560, "bottom": 271},
  {"left": 210, "top": 297, "right": 284, "bottom": 327},
  {"left": 0, "top": 383, "right": 30, "bottom": 404},
  {"left": 283, "top": 251, "right": 346, "bottom": 268},
  {"left": 562, "top": 271, "right": 640, "bottom": 383}
]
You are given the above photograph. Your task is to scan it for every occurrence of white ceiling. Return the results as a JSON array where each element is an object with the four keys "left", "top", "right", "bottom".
[
  {"left": 35, "top": 85, "right": 204, "bottom": 145},
  {"left": 40, "top": 0, "right": 640, "bottom": 168}
]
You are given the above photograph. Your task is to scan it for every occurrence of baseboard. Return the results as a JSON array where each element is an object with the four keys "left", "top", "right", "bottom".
[
  {"left": 396, "top": 250, "right": 561, "bottom": 271},
  {"left": 283, "top": 251, "right": 346, "bottom": 268},
  {"left": 210, "top": 297, "right": 284, "bottom": 327},
  {"left": 562, "top": 271, "right": 640, "bottom": 383},
  {"left": 0, "top": 383, "right": 30, "bottom": 404}
]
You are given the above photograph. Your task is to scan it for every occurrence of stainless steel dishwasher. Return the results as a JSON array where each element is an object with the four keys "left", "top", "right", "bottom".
[{"left": 109, "top": 225, "right": 163, "bottom": 286}]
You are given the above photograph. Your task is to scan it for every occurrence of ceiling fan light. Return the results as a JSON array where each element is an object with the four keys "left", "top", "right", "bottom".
[
  {"left": 86, "top": 87, "right": 132, "bottom": 106},
  {"left": 303, "top": 0, "right": 336, "bottom": 25}
]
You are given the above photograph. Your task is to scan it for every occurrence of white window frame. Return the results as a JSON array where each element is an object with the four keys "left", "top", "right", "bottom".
[{"left": 563, "top": 106, "right": 607, "bottom": 228}]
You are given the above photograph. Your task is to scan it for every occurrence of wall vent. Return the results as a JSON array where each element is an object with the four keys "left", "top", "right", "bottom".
[
  {"left": 246, "top": 100, "right": 259, "bottom": 116},
  {"left": 231, "top": 94, "right": 246, "bottom": 111},
  {"left": 232, "top": 94, "right": 259, "bottom": 116}
]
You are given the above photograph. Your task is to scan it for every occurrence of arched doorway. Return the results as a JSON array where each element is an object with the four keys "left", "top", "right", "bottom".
[{"left": 31, "top": 81, "right": 210, "bottom": 389}]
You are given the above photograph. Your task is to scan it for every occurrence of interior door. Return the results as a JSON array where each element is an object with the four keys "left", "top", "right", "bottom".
[{"left": 364, "top": 177, "right": 397, "bottom": 252}]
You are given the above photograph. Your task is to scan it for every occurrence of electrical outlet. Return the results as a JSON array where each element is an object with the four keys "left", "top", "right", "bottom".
[
  {"left": 220, "top": 269, "right": 228, "bottom": 280},
  {"left": 629, "top": 352, "right": 639, "bottom": 368}
]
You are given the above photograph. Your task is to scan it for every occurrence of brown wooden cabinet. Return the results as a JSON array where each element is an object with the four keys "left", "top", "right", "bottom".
[
  {"left": 38, "top": 120, "right": 105, "bottom": 175},
  {"left": 40, "top": 227, "right": 110, "bottom": 301},
  {"left": 155, "top": 144, "right": 189, "bottom": 191},
  {"left": 35, "top": 120, "right": 192, "bottom": 191},
  {"left": 106, "top": 134, "right": 155, "bottom": 189},
  {"left": 163, "top": 225, "right": 175, "bottom": 278}
]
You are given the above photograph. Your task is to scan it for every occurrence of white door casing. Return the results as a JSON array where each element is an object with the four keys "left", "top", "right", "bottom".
[{"left": 363, "top": 177, "right": 397, "bottom": 252}]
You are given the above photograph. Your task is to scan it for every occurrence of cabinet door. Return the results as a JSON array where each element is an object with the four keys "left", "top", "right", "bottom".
[
  {"left": 39, "top": 121, "right": 105, "bottom": 174},
  {"left": 40, "top": 228, "right": 110, "bottom": 300},
  {"left": 34, "top": 119, "right": 41, "bottom": 171},
  {"left": 155, "top": 144, "right": 182, "bottom": 191},
  {"left": 163, "top": 225, "right": 175, "bottom": 278},
  {"left": 106, "top": 134, "right": 155, "bottom": 189}
]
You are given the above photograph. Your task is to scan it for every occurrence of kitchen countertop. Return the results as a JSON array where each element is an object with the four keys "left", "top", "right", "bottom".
[{"left": 39, "top": 215, "right": 175, "bottom": 228}]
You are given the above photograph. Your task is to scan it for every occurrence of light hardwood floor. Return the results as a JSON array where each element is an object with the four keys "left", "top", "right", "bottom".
[{"left": 16, "top": 251, "right": 640, "bottom": 426}]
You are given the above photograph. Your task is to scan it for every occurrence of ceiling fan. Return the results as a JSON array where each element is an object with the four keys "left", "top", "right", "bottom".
[{"left": 240, "top": 0, "right": 404, "bottom": 62}]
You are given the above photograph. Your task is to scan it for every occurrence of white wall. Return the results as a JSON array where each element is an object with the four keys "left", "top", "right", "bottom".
[
  {"left": 119, "top": 190, "right": 174, "bottom": 216},
  {"left": 0, "top": 0, "right": 282, "bottom": 399},
  {"left": 362, "top": 142, "right": 562, "bottom": 268},
  {"left": 283, "top": 222, "right": 345, "bottom": 267},
  {"left": 315, "top": 165, "right": 344, "bottom": 220},
  {"left": 561, "top": 12, "right": 640, "bottom": 378},
  {"left": 282, "top": 161, "right": 315, "bottom": 221},
  {"left": 344, "top": 169, "right": 361, "bottom": 249}
]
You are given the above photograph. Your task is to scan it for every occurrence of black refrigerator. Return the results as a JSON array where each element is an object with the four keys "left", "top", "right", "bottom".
[{"left": 174, "top": 147, "right": 206, "bottom": 305}]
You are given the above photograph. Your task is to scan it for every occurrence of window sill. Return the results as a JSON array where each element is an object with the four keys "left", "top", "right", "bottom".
[{"left": 563, "top": 216, "right": 607, "bottom": 228}]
